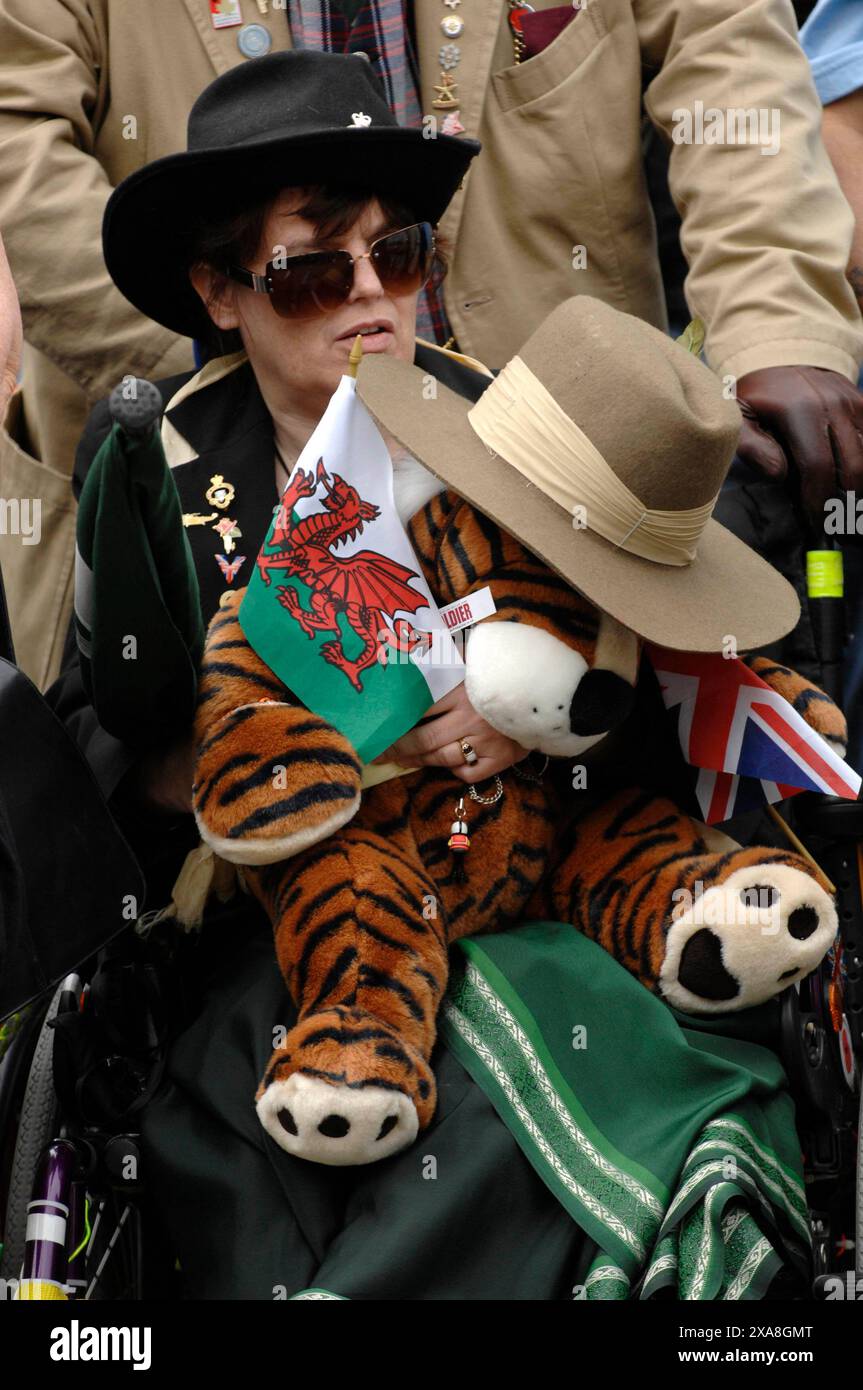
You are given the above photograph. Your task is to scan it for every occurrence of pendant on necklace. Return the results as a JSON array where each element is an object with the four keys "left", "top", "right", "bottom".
[{"left": 448, "top": 797, "right": 471, "bottom": 855}]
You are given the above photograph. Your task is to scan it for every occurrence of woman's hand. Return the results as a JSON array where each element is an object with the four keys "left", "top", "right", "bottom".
[
  {"left": 374, "top": 682, "right": 528, "bottom": 785},
  {"left": 134, "top": 731, "right": 197, "bottom": 816}
]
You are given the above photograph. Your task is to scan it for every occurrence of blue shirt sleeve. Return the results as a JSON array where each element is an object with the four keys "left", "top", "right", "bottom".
[{"left": 800, "top": 0, "right": 863, "bottom": 106}]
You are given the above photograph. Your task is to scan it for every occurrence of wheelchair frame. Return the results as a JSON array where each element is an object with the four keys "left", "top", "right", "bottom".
[{"left": 1, "top": 944, "right": 169, "bottom": 1302}]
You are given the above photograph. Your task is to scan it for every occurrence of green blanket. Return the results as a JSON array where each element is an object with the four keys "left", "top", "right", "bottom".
[{"left": 439, "top": 923, "right": 810, "bottom": 1301}]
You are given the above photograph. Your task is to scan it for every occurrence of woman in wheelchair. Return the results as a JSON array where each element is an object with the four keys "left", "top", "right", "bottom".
[{"left": 35, "top": 50, "right": 859, "bottom": 1300}]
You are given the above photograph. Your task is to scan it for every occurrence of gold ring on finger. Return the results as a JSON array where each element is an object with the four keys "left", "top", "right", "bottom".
[{"left": 458, "top": 738, "right": 478, "bottom": 766}]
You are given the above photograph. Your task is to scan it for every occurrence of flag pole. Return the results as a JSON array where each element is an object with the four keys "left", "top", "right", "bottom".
[
  {"left": 347, "top": 333, "right": 364, "bottom": 379},
  {"left": 766, "top": 804, "right": 836, "bottom": 894}
]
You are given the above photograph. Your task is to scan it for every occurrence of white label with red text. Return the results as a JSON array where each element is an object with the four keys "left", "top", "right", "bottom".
[{"left": 439, "top": 587, "right": 496, "bottom": 633}]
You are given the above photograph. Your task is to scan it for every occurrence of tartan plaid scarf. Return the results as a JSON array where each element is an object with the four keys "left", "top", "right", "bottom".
[{"left": 286, "top": 0, "right": 455, "bottom": 346}]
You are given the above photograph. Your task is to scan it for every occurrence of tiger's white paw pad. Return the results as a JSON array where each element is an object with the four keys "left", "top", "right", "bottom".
[
  {"left": 256, "top": 1073, "right": 418, "bottom": 1166},
  {"left": 661, "top": 863, "right": 837, "bottom": 1014}
]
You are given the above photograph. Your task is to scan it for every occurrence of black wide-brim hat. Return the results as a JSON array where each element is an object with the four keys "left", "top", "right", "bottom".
[{"left": 103, "top": 51, "right": 481, "bottom": 340}]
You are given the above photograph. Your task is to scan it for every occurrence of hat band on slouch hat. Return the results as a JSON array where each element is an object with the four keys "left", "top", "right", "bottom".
[{"left": 466, "top": 356, "right": 719, "bottom": 567}]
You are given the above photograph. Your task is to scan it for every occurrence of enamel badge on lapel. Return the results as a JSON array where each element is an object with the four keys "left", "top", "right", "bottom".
[
  {"left": 210, "top": 0, "right": 244, "bottom": 29},
  {"left": 206, "top": 474, "right": 235, "bottom": 509},
  {"left": 216, "top": 554, "right": 247, "bottom": 584},
  {"left": 432, "top": 72, "right": 459, "bottom": 109},
  {"left": 183, "top": 471, "right": 244, "bottom": 577},
  {"left": 432, "top": 0, "right": 469, "bottom": 118},
  {"left": 238, "top": 23, "right": 272, "bottom": 56},
  {"left": 213, "top": 516, "right": 242, "bottom": 554}
]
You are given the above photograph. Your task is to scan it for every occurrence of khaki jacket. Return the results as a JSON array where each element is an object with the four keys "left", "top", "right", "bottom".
[{"left": 1, "top": 0, "right": 861, "bottom": 687}]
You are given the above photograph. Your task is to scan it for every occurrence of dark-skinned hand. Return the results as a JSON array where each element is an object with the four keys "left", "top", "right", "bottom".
[{"left": 735, "top": 366, "right": 863, "bottom": 538}]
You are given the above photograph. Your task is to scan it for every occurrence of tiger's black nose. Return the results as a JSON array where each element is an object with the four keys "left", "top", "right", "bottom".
[{"left": 570, "top": 670, "right": 636, "bottom": 736}]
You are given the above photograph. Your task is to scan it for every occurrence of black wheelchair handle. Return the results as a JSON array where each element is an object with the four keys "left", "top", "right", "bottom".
[{"left": 108, "top": 377, "right": 162, "bottom": 438}]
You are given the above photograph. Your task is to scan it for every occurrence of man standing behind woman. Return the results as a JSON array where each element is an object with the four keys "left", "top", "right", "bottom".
[
  {"left": 0, "top": 0, "right": 861, "bottom": 693},
  {"left": 800, "top": 0, "right": 863, "bottom": 767}
]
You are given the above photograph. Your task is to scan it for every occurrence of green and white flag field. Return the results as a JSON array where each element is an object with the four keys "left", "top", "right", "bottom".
[{"left": 239, "top": 371, "right": 465, "bottom": 764}]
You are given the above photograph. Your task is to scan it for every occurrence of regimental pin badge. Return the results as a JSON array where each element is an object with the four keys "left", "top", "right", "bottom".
[
  {"left": 348, "top": 111, "right": 373, "bottom": 128},
  {"left": 439, "top": 43, "right": 461, "bottom": 70},
  {"left": 216, "top": 554, "right": 247, "bottom": 584},
  {"left": 432, "top": 72, "right": 459, "bottom": 108},
  {"left": 206, "top": 474, "right": 236, "bottom": 509},
  {"left": 213, "top": 516, "right": 243, "bottom": 554}
]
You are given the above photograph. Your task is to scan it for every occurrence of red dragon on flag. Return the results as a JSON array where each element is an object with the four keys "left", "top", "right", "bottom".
[{"left": 256, "top": 458, "right": 429, "bottom": 692}]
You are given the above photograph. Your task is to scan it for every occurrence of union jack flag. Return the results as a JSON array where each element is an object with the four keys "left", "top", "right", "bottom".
[{"left": 645, "top": 646, "right": 862, "bottom": 824}]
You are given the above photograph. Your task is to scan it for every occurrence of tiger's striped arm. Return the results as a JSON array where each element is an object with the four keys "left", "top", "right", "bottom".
[
  {"left": 743, "top": 656, "right": 847, "bottom": 755},
  {"left": 192, "top": 589, "right": 363, "bottom": 866},
  {"left": 549, "top": 788, "right": 837, "bottom": 1015},
  {"left": 247, "top": 822, "right": 444, "bottom": 1165}
]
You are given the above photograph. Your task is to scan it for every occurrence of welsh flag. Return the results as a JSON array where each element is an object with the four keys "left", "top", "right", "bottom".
[{"left": 239, "top": 371, "right": 465, "bottom": 765}]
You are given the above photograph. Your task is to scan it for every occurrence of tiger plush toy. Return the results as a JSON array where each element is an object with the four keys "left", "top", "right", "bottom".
[{"left": 192, "top": 486, "right": 842, "bottom": 1167}]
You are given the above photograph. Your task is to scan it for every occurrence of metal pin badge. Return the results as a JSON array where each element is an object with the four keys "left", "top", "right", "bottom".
[{"left": 237, "top": 22, "right": 272, "bottom": 56}]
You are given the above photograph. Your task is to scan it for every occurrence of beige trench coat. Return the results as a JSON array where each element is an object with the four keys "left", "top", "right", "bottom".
[{"left": 0, "top": 0, "right": 861, "bottom": 686}]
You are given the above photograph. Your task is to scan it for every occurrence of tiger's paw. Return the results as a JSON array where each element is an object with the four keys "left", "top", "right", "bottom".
[
  {"left": 258, "top": 1074, "right": 419, "bottom": 1166},
  {"left": 659, "top": 861, "right": 837, "bottom": 1014},
  {"left": 255, "top": 1008, "right": 435, "bottom": 1165},
  {"left": 745, "top": 656, "right": 848, "bottom": 757},
  {"left": 193, "top": 704, "right": 362, "bottom": 866}
]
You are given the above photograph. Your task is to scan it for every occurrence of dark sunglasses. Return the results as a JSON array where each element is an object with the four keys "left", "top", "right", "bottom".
[{"left": 224, "top": 220, "right": 435, "bottom": 321}]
